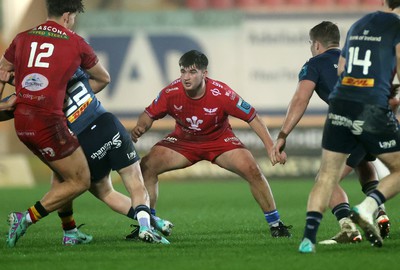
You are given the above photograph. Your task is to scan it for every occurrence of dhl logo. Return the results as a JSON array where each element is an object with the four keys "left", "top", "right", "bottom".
[
  {"left": 342, "top": 76, "right": 374, "bottom": 87},
  {"left": 67, "top": 98, "right": 92, "bottom": 123}
]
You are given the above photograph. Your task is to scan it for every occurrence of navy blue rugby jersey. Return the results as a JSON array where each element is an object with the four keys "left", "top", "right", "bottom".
[
  {"left": 298, "top": 48, "right": 340, "bottom": 104},
  {"left": 330, "top": 11, "right": 400, "bottom": 107},
  {"left": 64, "top": 68, "right": 106, "bottom": 135}
]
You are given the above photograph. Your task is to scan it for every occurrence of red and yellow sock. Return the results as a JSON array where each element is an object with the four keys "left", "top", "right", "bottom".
[
  {"left": 27, "top": 201, "right": 49, "bottom": 224},
  {"left": 58, "top": 211, "right": 76, "bottom": 231}
]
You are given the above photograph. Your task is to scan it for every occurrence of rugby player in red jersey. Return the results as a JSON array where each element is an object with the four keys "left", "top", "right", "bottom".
[
  {"left": 0, "top": 0, "right": 109, "bottom": 247},
  {"left": 131, "top": 50, "right": 292, "bottom": 238}
]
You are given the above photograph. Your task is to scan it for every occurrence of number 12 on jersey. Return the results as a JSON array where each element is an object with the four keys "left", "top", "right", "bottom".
[{"left": 27, "top": 42, "right": 54, "bottom": 68}]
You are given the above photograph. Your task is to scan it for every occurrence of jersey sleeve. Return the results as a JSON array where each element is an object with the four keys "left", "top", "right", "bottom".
[
  {"left": 223, "top": 86, "right": 256, "bottom": 122},
  {"left": 144, "top": 90, "right": 168, "bottom": 120},
  {"left": 298, "top": 60, "right": 319, "bottom": 83},
  {"left": 78, "top": 37, "right": 98, "bottom": 70},
  {"left": 3, "top": 35, "right": 18, "bottom": 64}
]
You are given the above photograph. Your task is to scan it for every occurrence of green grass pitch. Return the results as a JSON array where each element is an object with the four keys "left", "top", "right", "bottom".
[{"left": 1, "top": 178, "right": 399, "bottom": 270}]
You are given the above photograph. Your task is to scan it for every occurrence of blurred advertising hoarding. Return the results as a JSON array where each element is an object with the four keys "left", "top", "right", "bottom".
[{"left": 79, "top": 12, "right": 360, "bottom": 117}]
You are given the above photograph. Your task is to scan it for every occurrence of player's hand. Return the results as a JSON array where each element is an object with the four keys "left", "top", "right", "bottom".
[
  {"left": 131, "top": 125, "right": 145, "bottom": 143},
  {"left": 270, "top": 138, "right": 287, "bottom": 165},
  {"left": 0, "top": 70, "right": 13, "bottom": 84}
]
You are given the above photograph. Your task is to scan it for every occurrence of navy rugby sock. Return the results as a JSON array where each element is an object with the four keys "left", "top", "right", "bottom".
[
  {"left": 331, "top": 202, "right": 350, "bottom": 221},
  {"left": 362, "top": 180, "right": 379, "bottom": 195},
  {"left": 303, "top": 211, "right": 323, "bottom": 244}
]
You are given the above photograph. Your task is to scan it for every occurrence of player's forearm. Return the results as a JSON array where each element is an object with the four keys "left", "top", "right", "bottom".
[
  {"left": 89, "top": 78, "right": 109, "bottom": 94},
  {"left": 86, "top": 62, "right": 110, "bottom": 93},
  {"left": 280, "top": 98, "right": 308, "bottom": 136},
  {"left": 248, "top": 114, "right": 274, "bottom": 152},
  {"left": 136, "top": 111, "right": 154, "bottom": 132}
]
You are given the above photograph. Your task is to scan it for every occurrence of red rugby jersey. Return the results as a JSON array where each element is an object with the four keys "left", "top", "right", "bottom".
[
  {"left": 145, "top": 77, "right": 257, "bottom": 141},
  {"left": 4, "top": 21, "right": 98, "bottom": 116}
]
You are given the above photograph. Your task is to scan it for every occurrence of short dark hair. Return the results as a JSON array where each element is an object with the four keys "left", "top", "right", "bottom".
[
  {"left": 179, "top": 50, "right": 208, "bottom": 70},
  {"left": 309, "top": 21, "right": 340, "bottom": 48},
  {"left": 387, "top": 0, "right": 400, "bottom": 9},
  {"left": 46, "top": 0, "right": 85, "bottom": 17}
]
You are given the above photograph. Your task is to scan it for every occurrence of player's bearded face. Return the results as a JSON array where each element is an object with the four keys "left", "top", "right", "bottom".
[{"left": 180, "top": 65, "right": 206, "bottom": 91}]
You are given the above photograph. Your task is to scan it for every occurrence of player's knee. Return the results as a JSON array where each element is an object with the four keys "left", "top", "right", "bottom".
[
  {"left": 72, "top": 169, "right": 91, "bottom": 191},
  {"left": 140, "top": 157, "right": 156, "bottom": 176},
  {"left": 244, "top": 164, "right": 264, "bottom": 182}
]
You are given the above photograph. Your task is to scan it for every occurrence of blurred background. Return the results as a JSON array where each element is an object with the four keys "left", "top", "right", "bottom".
[{"left": 0, "top": 0, "right": 383, "bottom": 186}]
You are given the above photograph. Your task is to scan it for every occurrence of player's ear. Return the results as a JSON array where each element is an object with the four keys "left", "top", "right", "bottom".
[
  {"left": 315, "top": 41, "right": 320, "bottom": 51},
  {"left": 203, "top": 69, "right": 208, "bottom": 78},
  {"left": 62, "top": 12, "right": 70, "bottom": 24}
]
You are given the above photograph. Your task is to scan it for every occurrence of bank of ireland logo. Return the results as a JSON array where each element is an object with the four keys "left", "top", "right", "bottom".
[
  {"left": 186, "top": 116, "right": 203, "bottom": 131},
  {"left": 22, "top": 73, "right": 49, "bottom": 91}
]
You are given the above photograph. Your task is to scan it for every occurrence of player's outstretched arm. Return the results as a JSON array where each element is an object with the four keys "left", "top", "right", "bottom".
[
  {"left": 131, "top": 112, "right": 154, "bottom": 143},
  {"left": 248, "top": 113, "right": 287, "bottom": 165}
]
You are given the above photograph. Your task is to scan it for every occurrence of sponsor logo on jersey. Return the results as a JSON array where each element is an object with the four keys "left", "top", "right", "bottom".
[
  {"left": 211, "top": 81, "right": 223, "bottom": 88},
  {"left": 299, "top": 65, "right": 308, "bottom": 78},
  {"left": 236, "top": 98, "right": 251, "bottom": 114},
  {"left": 29, "top": 26, "right": 69, "bottom": 39},
  {"left": 203, "top": 107, "right": 218, "bottom": 115},
  {"left": 166, "top": 87, "right": 179, "bottom": 93},
  {"left": 224, "top": 136, "right": 242, "bottom": 145},
  {"left": 127, "top": 150, "right": 137, "bottom": 160},
  {"left": 225, "top": 90, "right": 236, "bottom": 100},
  {"left": 379, "top": 140, "right": 397, "bottom": 149},
  {"left": 349, "top": 33, "right": 381, "bottom": 42},
  {"left": 22, "top": 73, "right": 49, "bottom": 91},
  {"left": 20, "top": 93, "right": 46, "bottom": 101},
  {"left": 328, "top": 113, "right": 364, "bottom": 135},
  {"left": 39, "top": 147, "right": 55, "bottom": 158},
  {"left": 91, "top": 132, "right": 122, "bottom": 160},
  {"left": 211, "top": 88, "right": 222, "bottom": 96},
  {"left": 186, "top": 116, "right": 203, "bottom": 131},
  {"left": 17, "top": 131, "right": 35, "bottom": 136},
  {"left": 67, "top": 97, "right": 93, "bottom": 123},
  {"left": 163, "top": 136, "right": 178, "bottom": 143},
  {"left": 341, "top": 76, "right": 374, "bottom": 87},
  {"left": 174, "top": 104, "right": 183, "bottom": 111}
]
